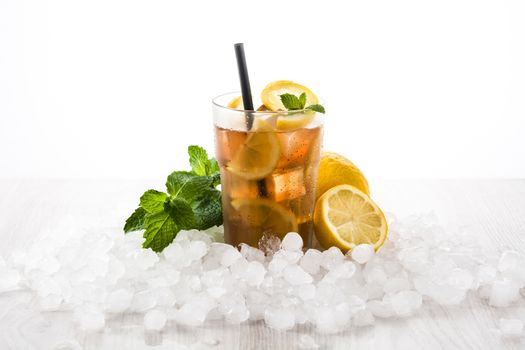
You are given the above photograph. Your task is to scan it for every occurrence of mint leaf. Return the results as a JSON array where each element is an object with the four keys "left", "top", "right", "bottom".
[
  {"left": 209, "top": 158, "right": 220, "bottom": 175},
  {"left": 124, "top": 207, "right": 146, "bottom": 233},
  {"left": 142, "top": 211, "right": 178, "bottom": 252},
  {"left": 166, "top": 198, "right": 195, "bottom": 230},
  {"left": 188, "top": 145, "right": 209, "bottom": 176},
  {"left": 280, "top": 93, "right": 303, "bottom": 110},
  {"left": 192, "top": 189, "right": 222, "bottom": 230},
  {"left": 298, "top": 92, "right": 307, "bottom": 109},
  {"left": 306, "top": 104, "right": 325, "bottom": 113},
  {"left": 140, "top": 190, "right": 168, "bottom": 213},
  {"left": 166, "top": 171, "right": 213, "bottom": 202}
]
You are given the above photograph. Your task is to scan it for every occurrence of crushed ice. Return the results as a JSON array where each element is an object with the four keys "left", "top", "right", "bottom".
[{"left": 1, "top": 213, "right": 524, "bottom": 336}]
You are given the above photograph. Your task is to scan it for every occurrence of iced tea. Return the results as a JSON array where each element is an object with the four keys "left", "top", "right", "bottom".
[{"left": 213, "top": 100, "right": 323, "bottom": 248}]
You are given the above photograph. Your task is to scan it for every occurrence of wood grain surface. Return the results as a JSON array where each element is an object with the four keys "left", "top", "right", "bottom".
[{"left": 0, "top": 179, "right": 524, "bottom": 350}]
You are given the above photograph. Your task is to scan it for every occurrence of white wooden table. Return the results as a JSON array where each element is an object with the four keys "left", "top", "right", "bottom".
[{"left": 1, "top": 179, "right": 524, "bottom": 350}]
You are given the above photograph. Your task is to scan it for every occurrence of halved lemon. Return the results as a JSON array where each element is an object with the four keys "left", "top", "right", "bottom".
[
  {"left": 261, "top": 80, "right": 318, "bottom": 112},
  {"left": 313, "top": 184, "right": 388, "bottom": 253},
  {"left": 316, "top": 152, "right": 370, "bottom": 201},
  {"left": 227, "top": 120, "right": 280, "bottom": 180},
  {"left": 231, "top": 198, "right": 298, "bottom": 239}
]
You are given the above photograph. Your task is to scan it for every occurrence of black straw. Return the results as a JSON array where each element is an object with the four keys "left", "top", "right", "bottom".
[
  {"left": 234, "top": 43, "right": 254, "bottom": 129},
  {"left": 233, "top": 43, "right": 267, "bottom": 197}
]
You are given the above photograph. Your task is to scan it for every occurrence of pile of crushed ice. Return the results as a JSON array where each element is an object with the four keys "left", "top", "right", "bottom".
[{"left": 0, "top": 213, "right": 524, "bottom": 337}]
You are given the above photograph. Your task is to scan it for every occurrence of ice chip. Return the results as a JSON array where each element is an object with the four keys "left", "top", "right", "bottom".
[
  {"left": 74, "top": 304, "right": 105, "bottom": 331},
  {"left": 489, "top": 279, "right": 520, "bottom": 307},
  {"left": 266, "top": 167, "right": 306, "bottom": 202},
  {"left": 477, "top": 265, "right": 497, "bottom": 284},
  {"left": 0, "top": 268, "right": 21, "bottom": 293},
  {"left": 220, "top": 246, "right": 242, "bottom": 267},
  {"left": 188, "top": 241, "right": 208, "bottom": 261},
  {"left": 283, "top": 265, "right": 313, "bottom": 285},
  {"left": 448, "top": 268, "right": 474, "bottom": 290},
  {"left": 153, "top": 287, "right": 176, "bottom": 307},
  {"left": 353, "top": 309, "right": 375, "bottom": 327},
  {"left": 130, "top": 290, "right": 157, "bottom": 313},
  {"left": 38, "top": 294, "right": 63, "bottom": 311},
  {"left": 144, "top": 309, "right": 167, "bottom": 331},
  {"left": 105, "top": 288, "right": 134, "bottom": 313},
  {"left": 499, "top": 318, "right": 523, "bottom": 336},
  {"left": 498, "top": 250, "right": 520, "bottom": 272},
  {"left": 300, "top": 249, "right": 322, "bottom": 275},
  {"left": 298, "top": 334, "right": 319, "bottom": 349},
  {"left": 367, "top": 299, "right": 394, "bottom": 318},
  {"left": 281, "top": 232, "right": 303, "bottom": 252},
  {"left": 258, "top": 233, "right": 281, "bottom": 256},
  {"left": 264, "top": 307, "right": 295, "bottom": 330},
  {"left": 364, "top": 267, "right": 388, "bottom": 285},
  {"left": 323, "top": 261, "right": 356, "bottom": 283},
  {"left": 351, "top": 244, "right": 375, "bottom": 264},
  {"left": 242, "top": 261, "right": 266, "bottom": 286},
  {"left": 391, "top": 290, "right": 422, "bottom": 316},
  {"left": 175, "top": 294, "right": 216, "bottom": 326},
  {"left": 312, "top": 306, "right": 339, "bottom": 333},
  {"left": 240, "top": 244, "right": 266, "bottom": 263},
  {"left": 296, "top": 284, "right": 316, "bottom": 301},
  {"left": 383, "top": 277, "right": 410, "bottom": 294},
  {"left": 268, "top": 256, "right": 289, "bottom": 274},
  {"left": 320, "top": 247, "right": 344, "bottom": 271}
]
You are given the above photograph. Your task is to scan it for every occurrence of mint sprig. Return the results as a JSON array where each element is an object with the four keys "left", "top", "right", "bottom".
[
  {"left": 123, "top": 145, "right": 222, "bottom": 252},
  {"left": 280, "top": 92, "right": 325, "bottom": 113}
]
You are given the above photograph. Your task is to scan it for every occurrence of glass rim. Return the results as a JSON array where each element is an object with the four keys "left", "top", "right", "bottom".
[{"left": 212, "top": 91, "right": 324, "bottom": 115}]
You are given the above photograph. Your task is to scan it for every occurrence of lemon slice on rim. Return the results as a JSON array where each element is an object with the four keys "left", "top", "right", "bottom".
[
  {"left": 313, "top": 184, "right": 388, "bottom": 253},
  {"left": 261, "top": 80, "right": 318, "bottom": 111},
  {"left": 227, "top": 120, "right": 280, "bottom": 180},
  {"left": 231, "top": 198, "right": 298, "bottom": 239}
]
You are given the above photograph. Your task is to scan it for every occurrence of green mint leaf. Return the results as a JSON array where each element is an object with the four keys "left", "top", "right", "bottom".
[
  {"left": 123, "top": 207, "right": 146, "bottom": 233},
  {"left": 306, "top": 104, "right": 325, "bottom": 113},
  {"left": 299, "top": 92, "right": 307, "bottom": 109},
  {"left": 142, "top": 211, "right": 178, "bottom": 252},
  {"left": 166, "top": 171, "right": 213, "bottom": 202},
  {"left": 280, "top": 93, "right": 303, "bottom": 110},
  {"left": 192, "top": 189, "right": 222, "bottom": 230},
  {"left": 208, "top": 158, "right": 220, "bottom": 175},
  {"left": 166, "top": 198, "right": 195, "bottom": 230},
  {"left": 140, "top": 190, "right": 168, "bottom": 213},
  {"left": 188, "top": 145, "right": 209, "bottom": 176}
]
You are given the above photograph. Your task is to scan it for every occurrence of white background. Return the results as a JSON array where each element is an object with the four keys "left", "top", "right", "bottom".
[{"left": 1, "top": 0, "right": 524, "bottom": 180}]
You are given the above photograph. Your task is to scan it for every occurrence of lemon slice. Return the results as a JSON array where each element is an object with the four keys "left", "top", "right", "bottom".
[
  {"left": 231, "top": 198, "right": 298, "bottom": 239},
  {"left": 313, "top": 184, "right": 388, "bottom": 252},
  {"left": 276, "top": 111, "right": 315, "bottom": 130},
  {"left": 316, "top": 152, "right": 370, "bottom": 201},
  {"left": 227, "top": 120, "right": 280, "bottom": 180},
  {"left": 261, "top": 80, "right": 318, "bottom": 111},
  {"left": 227, "top": 96, "right": 243, "bottom": 109}
]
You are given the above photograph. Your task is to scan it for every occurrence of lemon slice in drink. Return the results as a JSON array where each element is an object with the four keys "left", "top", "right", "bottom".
[
  {"left": 227, "top": 96, "right": 243, "bottom": 109},
  {"left": 261, "top": 80, "right": 319, "bottom": 111},
  {"left": 314, "top": 184, "right": 388, "bottom": 253},
  {"left": 276, "top": 111, "right": 315, "bottom": 131},
  {"left": 231, "top": 198, "right": 298, "bottom": 237},
  {"left": 227, "top": 120, "right": 280, "bottom": 180}
]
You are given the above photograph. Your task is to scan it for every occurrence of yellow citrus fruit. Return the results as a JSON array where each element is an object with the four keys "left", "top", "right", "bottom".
[
  {"left": 261, "top": 80, "right": 318, "bottom": 112},
  {"left": 315, "top": 152, "right": 370, "bottom": 201},
  {"left": 231, "top": 198, "right": 298, "bottom": 239},
  {"left": 227, "top": 120, "right": 280, "bottom": 180},
  {"left": 276, "top": 111, "right": 316, "bottom": 131},
  {"left": 227, "top": 95, "right": 243, "bottom": 109},
  {"left": 313, "top": 184, "right": 388, "bottom": 252}
]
